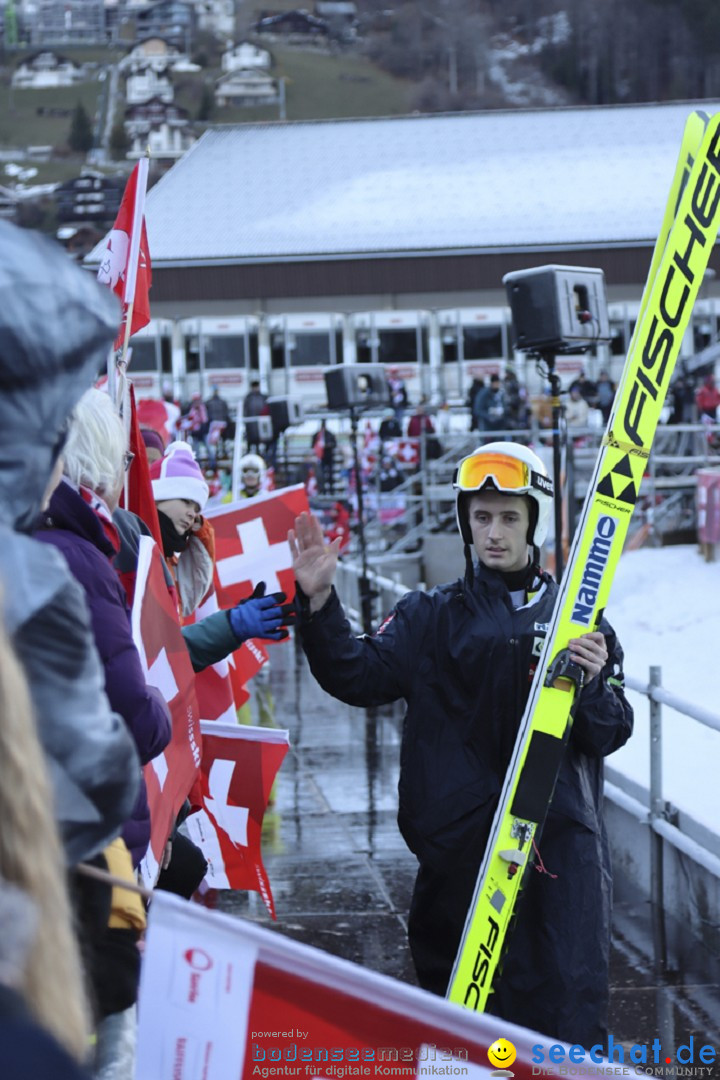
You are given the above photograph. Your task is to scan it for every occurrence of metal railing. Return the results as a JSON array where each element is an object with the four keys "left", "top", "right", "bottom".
[
  {"left": 334, "top": 562, "right": 720, "bottom": 895},
  {"left": 280, "top": 420, "right": 720, "bottom": 558},
  {"left": 616, "top": 668, "right": 720, "bottom": 896}
]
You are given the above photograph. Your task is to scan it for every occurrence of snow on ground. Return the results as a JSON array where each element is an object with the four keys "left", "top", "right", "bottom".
[{"left": 604, "top": 544, "right": 720, "bottom": 832}]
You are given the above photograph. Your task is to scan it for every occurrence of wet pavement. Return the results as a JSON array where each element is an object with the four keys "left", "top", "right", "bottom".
[{"left": 218, "top": 635, "right": 720, "bottom": 1061}]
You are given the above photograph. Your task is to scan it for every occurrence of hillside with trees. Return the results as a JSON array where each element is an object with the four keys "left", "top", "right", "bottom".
[{"left": 356, "top": 0, "right": 720, "bottom": 113}]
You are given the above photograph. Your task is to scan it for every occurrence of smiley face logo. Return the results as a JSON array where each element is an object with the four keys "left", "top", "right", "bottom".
[{"left": 487, "top": 1039, "right": 517, "bottom": 1070}]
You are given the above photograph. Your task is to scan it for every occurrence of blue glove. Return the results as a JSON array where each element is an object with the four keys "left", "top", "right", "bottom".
[{"left": 227, "top": 582, "right": 294, "bottom": 642}]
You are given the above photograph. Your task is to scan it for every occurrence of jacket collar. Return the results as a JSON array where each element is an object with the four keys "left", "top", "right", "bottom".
[
  {"left": 42, "top": 478, "right": 118, "bottom": 558},
  {"left": 469, "top": 559, "right": 550, "bottom": 607}
]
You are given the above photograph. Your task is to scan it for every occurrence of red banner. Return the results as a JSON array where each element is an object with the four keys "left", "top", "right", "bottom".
[
  {"left": 185, "top": 722, "right": 289, "bottom": 918},
  {"left": 137, "top": 891, "right": 568, "bottom": 1080},
  {"left": 131, "top": 536, "right": 202, "bottom": 885}
]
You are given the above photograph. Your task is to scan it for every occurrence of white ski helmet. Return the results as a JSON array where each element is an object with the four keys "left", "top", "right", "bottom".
[
  {"left": 239, "top": 452, "right": 266, "bottom": 479},
  {"left": 453, "top": 441, "right": 554, "bottom": 549}
]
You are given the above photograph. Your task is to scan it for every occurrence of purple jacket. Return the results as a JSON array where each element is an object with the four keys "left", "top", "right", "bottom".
[{"left": 34, "top": 479, "right": 171, "bottom": 866}]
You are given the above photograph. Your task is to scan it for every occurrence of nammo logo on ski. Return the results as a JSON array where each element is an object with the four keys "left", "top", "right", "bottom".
[{"left": 572, "top": 516, "right": 617, "bottom": 626}]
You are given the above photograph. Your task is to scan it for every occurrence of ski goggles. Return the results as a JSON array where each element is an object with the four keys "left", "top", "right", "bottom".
[{"left": 453, "top": 452, "right": 553, "bottom": 498}]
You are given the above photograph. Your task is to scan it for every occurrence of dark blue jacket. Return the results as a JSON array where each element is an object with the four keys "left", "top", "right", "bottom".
[
  {"left": 298, "top": 561, "right": 633, "bottom": 1042},
  {"left": 0, "top": 985, "right": 90, "bottom": 1080},
  {"left": 35, "top": 480, "right": 171, "bottom": 866}
]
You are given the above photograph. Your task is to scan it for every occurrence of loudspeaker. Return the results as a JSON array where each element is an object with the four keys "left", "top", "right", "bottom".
[
  {"left": 267, "top": 396, "right": 303, "bottom": 436},
  {"left": 324, "top": 364, "right": 390, "bottom": 410},
  {"left": 503, "top": 264, "right": 611, "bottom": 353},
  {"left": 244, "top": 415, "right": 273, "bottom": 444}
]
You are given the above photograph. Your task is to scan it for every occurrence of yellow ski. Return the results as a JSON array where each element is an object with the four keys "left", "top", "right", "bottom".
[{"left": 448, "top": 109, "right": 720, "bottom": 1012}]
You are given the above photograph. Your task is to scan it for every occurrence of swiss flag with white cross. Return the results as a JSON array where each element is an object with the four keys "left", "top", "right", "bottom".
[
  {"left": 184, "top": 721, "right": 289, "bottom": 918},
  {"left": 131, "top": 537, "right": 202, "bottom": 887},
  {"left": 204, "top": 485, "right": 309, "bottom": 609}
]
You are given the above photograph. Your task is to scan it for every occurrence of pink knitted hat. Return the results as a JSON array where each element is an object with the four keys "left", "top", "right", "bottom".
[{"left": 150, "top": 441, "right": 209, "bottom": 511}]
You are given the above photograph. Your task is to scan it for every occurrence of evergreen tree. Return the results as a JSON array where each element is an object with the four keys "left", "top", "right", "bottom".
[
  {"left": 197, "top": 84, "right": 215, "bottom": 122},
  {"left": 68, "top": 102, "right": 94, "bottom": 153},
  {"left": 109, "top": 121, "right": 131, "bottom": 160}
]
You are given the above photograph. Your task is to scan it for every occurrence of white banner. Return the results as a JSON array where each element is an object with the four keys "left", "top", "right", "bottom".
[{"left": 136, "top": 892, "right": 570, "bottom": 1080}]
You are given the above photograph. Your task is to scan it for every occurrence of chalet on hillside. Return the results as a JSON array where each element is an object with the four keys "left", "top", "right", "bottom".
[
  {"left": 55, "top": 172, "right": 124, "bottom": 223},
  {"left": 125, "top": 65, "right": 174, "bottom": 104},
  {"left": 221, "top": 40, "right": 272, "bottom": 73},
  {"left": 134, "top": 0, "right": 196, "bottom": 50},
  {"left": 195, "top": 0, "right": 234, "bottom": 38},
  {"left": 119, "top": 36, "right": 182, "bottom": 72},
  {"left": 254, "top": 10, "right": 329, "bottom": 43},
  {"left": 123, "top": 97, "right": 194, "bottom": 160},
  {"left": 214, "top": 69, "right": 279, "bottom": 107},
  {"left": 11, "top": 50, "right": 83, "bottom": 88}
]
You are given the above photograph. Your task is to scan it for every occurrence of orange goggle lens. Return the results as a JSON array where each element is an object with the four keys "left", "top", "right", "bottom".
[{"left": 454, "top": 453, "right": 533, "bottom": 494}]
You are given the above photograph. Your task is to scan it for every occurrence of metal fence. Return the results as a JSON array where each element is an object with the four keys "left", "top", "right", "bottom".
[
  {"left": 333, "top": 561, "right": 720, "bottom": 897},
  {"left": 284, "top": 419, "right": 720, "bottom": 560}
]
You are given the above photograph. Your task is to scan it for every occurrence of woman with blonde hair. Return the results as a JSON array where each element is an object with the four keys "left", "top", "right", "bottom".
[
  {"left": 0, "top": 606, "right": 92, "bottom": 1077},
  {"left": 35, "top": 388, "right": 171, "bottom": 875},
  {"left": 34, "top": 387, "right": 172, "bottom": 1027}
]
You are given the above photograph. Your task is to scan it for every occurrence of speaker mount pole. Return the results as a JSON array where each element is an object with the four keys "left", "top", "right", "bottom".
[
  {"left": 537, "top": 349, "right": 566, "bottom": 583},
  {"left": 349, "top": 405, "right": 374, "bottom": 635}
]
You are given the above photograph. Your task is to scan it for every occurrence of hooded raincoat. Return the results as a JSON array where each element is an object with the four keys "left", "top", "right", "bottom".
[
  {"left": 298, "top": 560, "right": 633, "bottom": 1045},
  {"left": 0, "top": 221, "right": 140, "bottom": 865}
]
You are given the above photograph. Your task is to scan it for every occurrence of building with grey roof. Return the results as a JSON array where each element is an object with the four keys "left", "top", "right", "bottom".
[{"left": 87, "top": 101, "right": 720, "bottom": 319}]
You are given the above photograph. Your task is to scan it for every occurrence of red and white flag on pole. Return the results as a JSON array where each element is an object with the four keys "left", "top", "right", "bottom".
[
  {"left": 387, "top": 437, "right": 420, "bottom": 468},
  {"left": 131, "top": 536, "right": 202, "bottom": 886},
  {"left": 189, "top": 583, "right": 268, "bottom": 721},
  {"left": 97, "top": 157, "right": 152, "bottom": 351},
  {"left": 137, "top": 890, "right": 568, "bottom": 1080},
  {"left": 185, "top": 722, "right": 289, "bottom": 918},
  {"left": 205, "top": 484, "right": 309, "bottom": 609},
  {"left": 123, "top": 383, "right": 163, "bottom": 551}
]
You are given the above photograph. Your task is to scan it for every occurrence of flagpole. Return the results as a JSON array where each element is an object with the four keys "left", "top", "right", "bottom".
[
  {"left": 121, "top": 153, "right": 150, "bottom": 354},
  {"left": 118, "top": 151, "right": 150, "bottom": 500},
  {"left": 117, "top": 151, "right": 149, "bottom": 375}
]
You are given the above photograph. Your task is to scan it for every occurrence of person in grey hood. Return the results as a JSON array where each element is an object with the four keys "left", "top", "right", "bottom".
[{"left": 0, "top": 220, "right": 140, "bottom": 866}]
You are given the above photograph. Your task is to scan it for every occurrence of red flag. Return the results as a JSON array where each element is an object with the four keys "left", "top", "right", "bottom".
[
  {"left": 97, "top": 158, "right": 152, "bottom": 351},
  {"left": 136, "top": 397, "right": 181, "bottom": 444},
  {"left": 131, "top": 536, "right": 202, "bottom": 886},
  {"left": 184, "top": 722, "right": 289, "bottom": 918},
  {"left": 189, "top": 583, "right": 268, "bottom": 721},
  {"left": 229, "top": 637, "right": 267, "bottom": 708},
  {"left": 122, "top": 383, "right": 163, "bottom": 550},
  {"left": 138, "top": 890, "right": 570, "bottom": 1079},
  {"left": 205, "top": 485, "right": 309, "bottom": 610},
  {"left": 388, "top": 437, "right": 420, "bottom": 467}
]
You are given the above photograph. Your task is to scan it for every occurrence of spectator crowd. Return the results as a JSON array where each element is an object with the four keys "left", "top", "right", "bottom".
[{"left": 0, "top": 222, "right": 296, "bottom": 1079}]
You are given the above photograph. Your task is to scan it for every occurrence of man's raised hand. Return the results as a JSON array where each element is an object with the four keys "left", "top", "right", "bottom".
[{"left": 288, "top": 511, "right": 342, "bottom": 611}]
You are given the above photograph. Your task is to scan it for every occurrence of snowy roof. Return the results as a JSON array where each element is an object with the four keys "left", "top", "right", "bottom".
[{"left": 132, "top": 102, "right": 720, "bottom": 266}]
